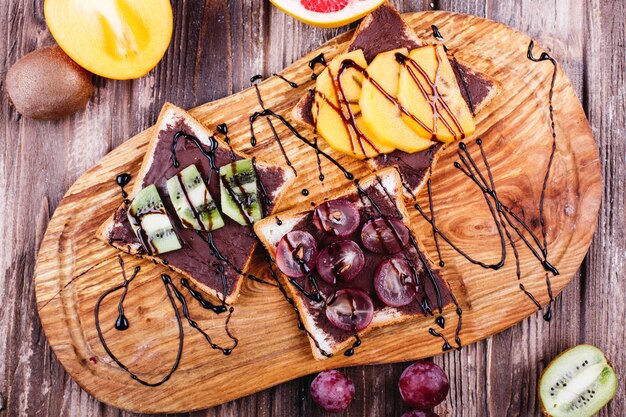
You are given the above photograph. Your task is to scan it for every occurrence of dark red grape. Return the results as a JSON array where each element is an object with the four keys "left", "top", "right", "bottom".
[
  {"left": 399, "top": 362, "right": 449, "bottom": 409},
  {"left": 374, "top": 258, "right": 417, "bottom": 307},
  {"left": 316, "top": 240, "right": 365, "bottom": 284},
  {"left": 310, "top": 370, "right": 355, "bottom": 413},
  {"left": 276, "top": 231, "right": 318, "bottom": 278},
  {"left": 401, "top": 410, "right": 440, "bottom": 417},
  {"left": 313, "top": 198, "right": 360, "bottom": 237},
  {"left": 326, "top": 288, "right": 374, "bottom": 332},
  {"left": 360, "top": 217, "right": 409, "bottom": 254}
]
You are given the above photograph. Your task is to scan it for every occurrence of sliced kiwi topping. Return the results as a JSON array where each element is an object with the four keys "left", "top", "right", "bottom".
[
  {"left": 219, "top": 159, "right": 262, "bottom": 226},
  {"left": 539, "top": 344, "right": 617, "bottom": 417},
  {"left": 166, "top": 164, "right": 224, "bottom": 232},
  {"left": 127, "top": 184, "right": 181, "bottom": 255}
]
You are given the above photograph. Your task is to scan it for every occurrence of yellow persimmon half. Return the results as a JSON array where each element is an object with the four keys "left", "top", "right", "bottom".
[{"left": 44, "top": 0, "right": 173, "bottom": 80}]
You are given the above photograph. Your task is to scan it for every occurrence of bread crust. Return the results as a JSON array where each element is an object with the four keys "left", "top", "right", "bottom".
[{"left": 96, "top": 103, "right": 295, "bottom": 305}]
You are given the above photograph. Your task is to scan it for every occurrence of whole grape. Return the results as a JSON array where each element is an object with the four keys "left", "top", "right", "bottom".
[
  {"left": 399, "top": 362, "right": 449, "bottom": 409},
  {"left": 310, "top": 370, "right": 355, "bottom": 413}
]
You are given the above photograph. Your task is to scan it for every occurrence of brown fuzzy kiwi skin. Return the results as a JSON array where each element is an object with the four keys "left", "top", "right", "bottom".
[{"left": 5, "top": 46, "right": 93, "bottom": 120}]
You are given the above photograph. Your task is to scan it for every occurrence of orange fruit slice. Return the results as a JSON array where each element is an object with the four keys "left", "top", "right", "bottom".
[
  {"left": 44, "top": 0, "right": 173, "bottom": 80},
  {"left": 270, "top": 0, "right": 385, "bottom": 28}
]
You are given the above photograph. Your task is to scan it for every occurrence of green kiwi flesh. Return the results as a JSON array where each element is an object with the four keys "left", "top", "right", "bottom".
[
  {"left": 127, "top": 184, "right": 181, "bottom": 255},
  {"left": 539, "top": 344, "right": 617, "bottom": 417},
  {"left": 219, "top": 159, "right": 262, "bottom": 226},
  {"left": 166, "top": 164, "right": 224, "bottom": 232}
]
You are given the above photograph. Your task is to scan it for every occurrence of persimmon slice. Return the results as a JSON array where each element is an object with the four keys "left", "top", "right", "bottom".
[{"left": 44, "top": 0, "right": 173, "bottom": 80}]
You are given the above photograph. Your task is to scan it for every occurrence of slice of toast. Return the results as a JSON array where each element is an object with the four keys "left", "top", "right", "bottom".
[
  {"left": 97, "top": 103, "right": 295, "bottom": 304},
  {"left": 254, "top": 167, "right": 451, "bottom": 360},
  {"left": 292, "top": 2, "right": 499, "bottom": 198}
]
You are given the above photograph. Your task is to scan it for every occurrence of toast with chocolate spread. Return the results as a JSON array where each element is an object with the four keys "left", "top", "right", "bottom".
[
  {"left": 97, "top": 103, "right": 295, "bottom": 304},
  {"left": 292, "top": 2, "right": 499, "bottom": 198},
  {"left": 254, "top": 168, "right": 450, "bottom": 360}
]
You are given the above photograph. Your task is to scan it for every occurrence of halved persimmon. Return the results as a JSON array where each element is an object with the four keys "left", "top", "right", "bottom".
[{"left": 44, "top": 0, "right": 173, "bottom": 80}]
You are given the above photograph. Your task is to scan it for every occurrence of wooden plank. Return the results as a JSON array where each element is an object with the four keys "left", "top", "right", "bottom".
[{"left": 581, "top": 0, "right": 626, "bottom": 416}]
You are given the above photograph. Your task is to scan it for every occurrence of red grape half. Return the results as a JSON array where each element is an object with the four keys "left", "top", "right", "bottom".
[
  {"left": 374, "top": 258, "right": 417, "bottom": 307},
  {"left": 361, "top": 217, "right": 409, "bottom": 254},
  {"left": 275, "top": 230, "right": 318, "bottom": 278},
  {"left": 325, "top": 288, "right": 374, "bottom": 332},
  {"left": 313, "top": 198, "right": 360, "bottom": 237},
  {"left": 316, "top": 240, "right": 365, "bottom": 284}
]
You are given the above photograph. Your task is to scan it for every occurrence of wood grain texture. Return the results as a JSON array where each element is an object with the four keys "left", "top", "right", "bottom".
[
  {"left": 1, "top": 1, "right": 623, "bottom": 417},
  {"left": 32, "top": 8, "right": 601, "bottom": 415}
]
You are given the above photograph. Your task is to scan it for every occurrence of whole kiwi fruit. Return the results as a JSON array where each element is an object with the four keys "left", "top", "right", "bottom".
[{"left": 5, "top": 46, "right": 93, "bottom": 120}]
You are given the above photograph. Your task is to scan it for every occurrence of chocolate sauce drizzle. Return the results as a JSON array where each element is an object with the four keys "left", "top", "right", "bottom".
[
  {"left": 399, "top": 35, "right": 560, "bottom": 326},
  {"left": 216, "top": 123, "right": 236, "bottom": 161},
  {"left": 171, "top": 131, "right": 220, "bottom": 183},
  {"left": 416, "top": 138, "right": 559, "bottom": 321},
  {"left": 338, "top": 55, "right": 463, "bottom": 145},
  {"left": 249, "top": 107, "right": 353, "bottom": 181},
  {"left": 430, "top": 25, "right": 475, "bottom": 116},
  {"left": 95, "top": 258, "right": 183, "bottom": 387},
  {"left": 431, "top": 25, "right": 444, "bottom": 41},
  {"left": 353, "top": 177, "right": 458, "bottom": 352},
  {"left": 170, "top": 130, "right": 275, "bottom": 287},
  {"left": 116, "top": 173, "right": 131, "bottom": 199},
  {"left": 95, "top": 257, "right": 238, "bottom": 386},
  {"left": 181, "top": 277, "right": 227, "bottom": 314},
  {"left": 272, "top": 73, "right": 298, "bottom": 88},
  {"left": 308, "top": 53, "right": 327, "bottom": 80},
  {"left": 250, "top": 75, "right": 298, "bottom": 177},
  {"left": 313, "top": 136, "right": 325, "bottom": 182}
]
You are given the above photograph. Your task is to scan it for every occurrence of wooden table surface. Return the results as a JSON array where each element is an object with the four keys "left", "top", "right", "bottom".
[{"left": 1, "top": 1, "right": 623, "bottom": 416}]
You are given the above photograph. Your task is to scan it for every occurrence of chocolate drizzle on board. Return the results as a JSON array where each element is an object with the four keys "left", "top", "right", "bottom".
[
  {"left": 115, "top": 173, "right": 131, "bottom": 199},
  {"left": 272, "top": 73, "right": 298, "bottom": 88},
  {"left": 250, "top": 75, "right": 297, "bottom": 177},
  {"left": 249, "top": 74, "right": 353, "bottom": 182},
  {"left": 94, "top": 256, "right": 238, "bottom": 387},
  {"left": 416, "top": 134, "right": 559, "bottom": 320},
  {"left": 308, "top": 52, "right": 327, "bottom": 80}
]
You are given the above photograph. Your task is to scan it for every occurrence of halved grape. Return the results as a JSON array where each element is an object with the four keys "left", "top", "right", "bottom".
[
  {"left": 399, "top": 362, "right": 450, "bottom": 409},
  {"left": 310, "top": 370, "right": 355, "bottom": 413},
  {"left": 325, "top": 288, "right": 374, "bottom": 332},
  {"left": 316, "top": 240, "right": 365, "bottom": 284},
  {"left": 401, "top": 410, "right": 440, "bottom": 417},
  {"left": 275, "top": 231, "right": 318, "bottom": 278},
  {"left": 361, "top": 217, "right": 409, "bottom": 254},
  {"left": 374, "top": 258, "right": 417, "bottom": 307},
  {"left": 313, "top": 198, "right": 360, "bottom": 237}
]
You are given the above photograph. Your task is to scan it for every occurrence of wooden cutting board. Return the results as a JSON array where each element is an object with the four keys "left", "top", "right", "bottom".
[{"left": 34, "top": 11, "right": 601, "bottom": 413}]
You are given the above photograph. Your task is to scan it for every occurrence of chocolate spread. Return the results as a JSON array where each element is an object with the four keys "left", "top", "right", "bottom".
[{"left": 108, "top": 118, "right": 287, "bottom": 298}]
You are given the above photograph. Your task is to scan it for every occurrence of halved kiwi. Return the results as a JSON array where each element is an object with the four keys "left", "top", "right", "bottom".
[{"left": 539, "top": 344, "right": 617, "bottom": 417}]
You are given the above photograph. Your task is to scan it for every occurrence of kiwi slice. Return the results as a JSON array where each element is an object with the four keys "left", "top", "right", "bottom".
[
  {"left": 219, "top": 159, "right": 262, "bottom": 226},
  {"left": 166, "top": 164, "right": 224, "bottom": 232},
  {"left": 539, "top": 344, "right": 617, "bottom": 417},
  {"left": 127, "top": 184, "right": 181, "bottom": 255}
]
